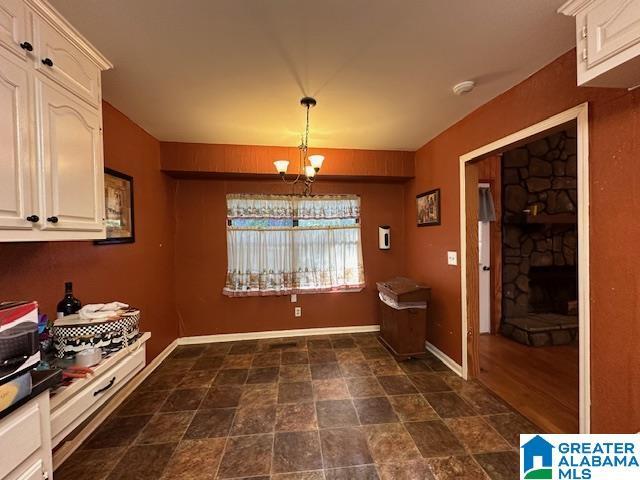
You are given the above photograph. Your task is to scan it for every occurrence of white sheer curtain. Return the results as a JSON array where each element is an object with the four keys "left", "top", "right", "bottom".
[
  {"left": 225, "top": 229, "right": 294, "bottom": 295},
  {"left": 293, "top": 227, "right": 364, "bottom": 292},
  {"left": 223, "top": 194, "right": 364, "bottom": 297}
]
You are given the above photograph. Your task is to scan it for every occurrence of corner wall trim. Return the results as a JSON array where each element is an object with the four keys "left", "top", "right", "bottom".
[
  {"left": 52, "top": 338, "right": 179, "bottom": 470},
  {"left": 425, "top": 341, "right": 463, "bottom": 377},
  {"left": 178, "top": 325, "right": 381, "bottom": 345}
]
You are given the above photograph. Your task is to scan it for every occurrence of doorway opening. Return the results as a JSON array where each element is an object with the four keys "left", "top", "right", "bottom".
[
  {"left": 459, "top": 104, "right": 589, "bottom": 434},
  {"left": 478, "top": 183, "right": 493, "bottom": 336}
]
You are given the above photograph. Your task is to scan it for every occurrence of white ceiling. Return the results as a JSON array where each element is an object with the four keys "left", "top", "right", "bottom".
[{"left": 50, "top": 0, "right": 575, "bottom": 151}]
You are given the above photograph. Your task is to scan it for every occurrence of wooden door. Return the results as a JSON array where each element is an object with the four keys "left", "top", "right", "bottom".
[
  {"left": 586, "top": 0, "right": 640, "bottom": 68},
  {"left": 465, "top": 163, "right": 480, "bottom": 377},
  {"left": 0, "top": 50, "right": 35, "bottom": 230},
  {"left": 37, "top": 78, "right": 104, "bottom": 232}
]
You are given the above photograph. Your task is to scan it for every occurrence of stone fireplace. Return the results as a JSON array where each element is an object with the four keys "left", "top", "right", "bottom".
[
  {"left": 529, "top": 265, "right": 577, "bottom": 314},
  {"left": 500, "top": 129, "right": 578, "bottom": 346}
]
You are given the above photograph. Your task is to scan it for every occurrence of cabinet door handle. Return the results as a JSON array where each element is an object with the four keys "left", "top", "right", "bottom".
[
  {"left": 19, "top": 41, "right": 33, "bottom": 51},
  {"left": 42, "top": 57, "right": 54, "bottom": 67},
  {"left": 93, "top": 377, "right": 116, "bottom": 396},
  {"left": 26, "top": 215, "right": 39, "bottom": 222},
  {"left": 47, "top": 216, "right": 59, "bottom": 223}
]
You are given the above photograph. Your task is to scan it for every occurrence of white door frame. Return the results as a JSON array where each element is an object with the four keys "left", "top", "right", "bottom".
[{"left": 458, "top": 103, "right": 590, "bottom": 433}]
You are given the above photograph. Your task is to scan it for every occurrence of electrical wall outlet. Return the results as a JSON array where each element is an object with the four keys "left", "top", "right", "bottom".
[
  {"left": 291, "top": 294, "right": 297, "bottom": 303},
  {"left": 294, "top": 306, "right": 302, "bottom": 317},
  {"left": 447, "top": 251, "right": 458, "bottom": 265}
]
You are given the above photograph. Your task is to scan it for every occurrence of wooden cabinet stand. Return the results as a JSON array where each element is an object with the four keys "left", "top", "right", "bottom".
[{"left": 377, "top": 277, "right": 431, "bottom": 361}]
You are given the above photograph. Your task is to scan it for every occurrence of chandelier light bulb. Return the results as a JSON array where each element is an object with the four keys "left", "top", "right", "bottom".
[
  {"left": 308, "top": 154, "right": 324, "bottom": 171},
  {"left": 273, "top": 160, "right": 289, "bottom": 175},
  {"left": 305, "top": 165, "right": 316, "bottom": 178}
]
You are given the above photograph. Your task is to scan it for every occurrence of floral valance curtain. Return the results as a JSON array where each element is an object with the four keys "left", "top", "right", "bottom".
[
  {"left": 227, "top": 195, "right": 293, "bottom": 219},
  {"left": 226, "top": 194, "right": 360, "bottom": 219},
  {"left": 224, "top": 194, "right": 365, "bottom": 297}
]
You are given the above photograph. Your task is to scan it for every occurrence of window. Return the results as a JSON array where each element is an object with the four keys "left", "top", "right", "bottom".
[{"left": 223, "top": 194, "right": 364, "bottom": 296}]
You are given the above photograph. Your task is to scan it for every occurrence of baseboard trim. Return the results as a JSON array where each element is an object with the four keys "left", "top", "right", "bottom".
[
  {"left": 53, "top": 338, "right": 179, "bottom": 470},
  {"left": 426, "top": 341, "right": 463, "bottom": 377},
  {"left": 178, "top": 324, "right": 381, "bottom": 345}
]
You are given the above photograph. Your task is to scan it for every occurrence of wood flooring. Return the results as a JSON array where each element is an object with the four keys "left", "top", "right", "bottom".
[{"left": 478, "top": 333, "right": 579, "bottom": 433}]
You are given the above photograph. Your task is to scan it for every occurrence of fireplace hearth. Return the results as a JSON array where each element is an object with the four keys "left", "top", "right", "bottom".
[{"left": 499, "top": 129, "right": 579, "bottom": 347}]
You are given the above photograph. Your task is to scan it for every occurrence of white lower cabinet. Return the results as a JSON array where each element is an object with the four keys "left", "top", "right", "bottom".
[
  {"left": 51, "top": 333, "right": 151, "bottom": 472},
  {"left": 13, "top": 461, "right": 45, "bottom": 480},
  {"left": 0, "top": 393, "right": 52, "bottom": 480},
  {"left": 51, "top": 344, "right": 146, "bottom": 446},
  {"left": 0, "top": 0, "right": 112, "bottom": 242}
]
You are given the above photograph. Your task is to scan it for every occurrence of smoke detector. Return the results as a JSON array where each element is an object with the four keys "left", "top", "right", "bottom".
[{"left": 452, "top": 80, "right": 475, "bottom": 95}]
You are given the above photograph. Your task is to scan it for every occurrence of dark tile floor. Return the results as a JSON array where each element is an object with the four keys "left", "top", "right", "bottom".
[{"left": 56, "top": 333, "right": 539, "bottom": 479}]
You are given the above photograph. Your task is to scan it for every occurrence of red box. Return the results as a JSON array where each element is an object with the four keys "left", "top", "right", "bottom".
[{"left": 0, "top": 301, "right": 41, "bottom": 384}]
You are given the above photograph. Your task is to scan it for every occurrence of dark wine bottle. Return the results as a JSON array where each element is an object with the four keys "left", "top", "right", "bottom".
[{"left": 56, "top": 282, "right": 82, "bottom": 318}]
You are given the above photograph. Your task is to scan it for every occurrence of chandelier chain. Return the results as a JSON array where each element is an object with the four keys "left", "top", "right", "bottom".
[{"left": 275, "top": 97, "right": 322, "bottom": 196}]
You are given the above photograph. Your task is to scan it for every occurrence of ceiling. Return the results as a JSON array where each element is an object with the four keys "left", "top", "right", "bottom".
[{"left": 50, "top": 0, "right": 575, "bottom": 151}]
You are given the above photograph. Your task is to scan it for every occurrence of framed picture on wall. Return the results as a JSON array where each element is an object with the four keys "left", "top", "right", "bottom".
[
  {"left": 95, "top": 168, "right": 135, "bottom": 244},
  {"left": 416, "top": 188, "right": 441, "bottom": 227}
]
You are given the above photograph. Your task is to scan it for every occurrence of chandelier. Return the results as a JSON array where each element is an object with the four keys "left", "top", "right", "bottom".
[{"left": 273, "top": 96, "right": 324, "bottom": 195}]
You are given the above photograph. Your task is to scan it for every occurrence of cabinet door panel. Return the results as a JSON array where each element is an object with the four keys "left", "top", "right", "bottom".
[
  {"left": 10, "top": 460, "right": 44, "bottom": 480},
  {"left": 0, "top": 0, "right": 27, "bottom": 60},
  {"left": 38, "top": 79, "right": 103, "bottom": 231},
  {"left": 0, "top": 50, "right": 33, "bottom": 229},
  {"left": 0, "top": 403, "right": 41, "bottom": 479},
  {"left": 34, "top": 17, "right": 100, "bottom": 107},
  {"left": 587, "top": 0, "right": 640, "bottom": 68}
]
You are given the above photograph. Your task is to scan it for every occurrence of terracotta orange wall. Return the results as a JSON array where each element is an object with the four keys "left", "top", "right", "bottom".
[
  {"left": 161, "top": 142, "right": 414, "bottom": 179},
  {"left": 0, "top": 103, "right": 178, "bottom": 360},
  {"left": 174, "top": 178, "right": 406, "bottom": 336},
  {"left": 404, "top": 50, "right": 640, "bottom": 433}
]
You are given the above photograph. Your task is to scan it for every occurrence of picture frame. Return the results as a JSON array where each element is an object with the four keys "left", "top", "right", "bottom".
[
  {"left": 416, "top": 188, "right": 441, "bottom": 227},
  {"left": 95, "top": 168, "right": 135, "bottom": 244}
]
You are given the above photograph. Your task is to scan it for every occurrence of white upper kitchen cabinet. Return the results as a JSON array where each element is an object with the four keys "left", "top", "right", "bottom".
[
  {"left": 0, "top": 0, "right": 112, "bottom": 242},
  {"left": 0, "top": 48, "right": 35, "bottom": 231},
  {"left": 37, "top": 78, "right": 103, "bottom": 232},
  {"left": 560, "top": 0, "right": 640, "bottom": 88},
  {"left": 33, "top": 11, "right": 101, "bottom": 107},
  {"left": 0, "top": 0, "right": 30, "bottom": 60}
]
